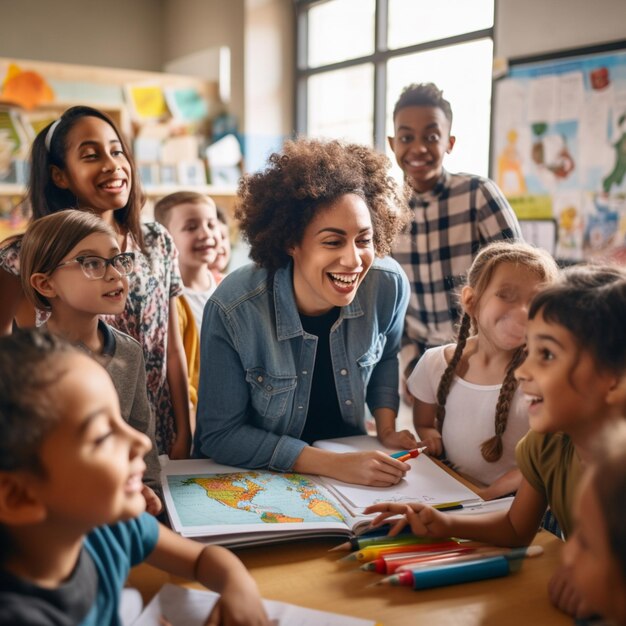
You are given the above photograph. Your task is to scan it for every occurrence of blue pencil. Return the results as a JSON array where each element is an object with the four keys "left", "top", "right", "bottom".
[{"left": 377, "top": 546, "right": 542, "bottom": 589}]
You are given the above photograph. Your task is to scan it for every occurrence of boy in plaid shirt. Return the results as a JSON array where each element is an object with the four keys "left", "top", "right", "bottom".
[{"left": 389, "top": 83, "right": 522, "bottom": 390}]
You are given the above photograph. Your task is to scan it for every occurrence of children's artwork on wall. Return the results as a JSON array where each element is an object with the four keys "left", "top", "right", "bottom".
[
  {"left": 492, "top": 41, "right": 626, "bottom": 263},
  {"left": 125, "top": 84, "right": 168, "bottom": 122},
  {"left": 0, "top": 63, "right": 54, "bottom": 110},
  {"left": 164, "top": 87, "right": 209, "bottom": 123}
]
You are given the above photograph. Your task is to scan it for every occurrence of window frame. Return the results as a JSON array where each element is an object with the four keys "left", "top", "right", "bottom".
[{"left": 294, "top": 0, "right": 495, "bottom": 152}]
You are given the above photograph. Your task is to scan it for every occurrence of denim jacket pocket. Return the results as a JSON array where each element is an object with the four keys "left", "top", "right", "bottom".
[
  {"left": 356, "top": 333, "right": 387, "bottom": 383},
  {"left": 246, "top": 368, "right": 298, "bottom": 422}
]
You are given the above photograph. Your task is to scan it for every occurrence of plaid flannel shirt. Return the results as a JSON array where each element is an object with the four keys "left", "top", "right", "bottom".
[{"left": 392, "top": 170, "right": 522, "bottom": 368}]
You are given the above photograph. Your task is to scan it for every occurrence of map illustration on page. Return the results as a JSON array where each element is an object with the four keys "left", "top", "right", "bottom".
[{"left": 162, "top": 436, "right": 489, "bottom": 547}]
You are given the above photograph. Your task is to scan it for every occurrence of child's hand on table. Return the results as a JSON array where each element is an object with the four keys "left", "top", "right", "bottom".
[
  {"left": 205, "top": 577, "right": 270, "bottom": 626},
  {"left": 377, "top": 426, "right": 418, "bottom": 451},
  {"left": 364, "top": 501, "right": 452, "bottom": 539}
]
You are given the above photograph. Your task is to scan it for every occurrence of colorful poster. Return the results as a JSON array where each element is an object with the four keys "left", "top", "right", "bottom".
[{"left": 493, "top": 46, "right": 626, "bottom": 262}]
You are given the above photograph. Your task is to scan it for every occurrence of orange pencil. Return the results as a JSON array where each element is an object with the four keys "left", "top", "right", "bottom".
[
  {"left": 361, "top": 547, "right": 473, "bottom": 574},
  {"left": 342, "top": 540, "right": 460, "bottom": 562}
]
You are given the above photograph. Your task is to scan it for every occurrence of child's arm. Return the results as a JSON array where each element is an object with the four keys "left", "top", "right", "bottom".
[
  {"left": 147, "top": 525, "right": 269, "bottom": 625},
  {"left": 374, "top": 406, "right": 418, "bottom": 450},
  {"left": 476, "top": 468, "right": 523, "bottom": 501},
  {"left": 548, "top": 564, "right": 591, "bottom": 618},
  {"left": 364, "top": 476, "right": 548, "bottom": 547},
  {"left": 141, "top": 484, "right": 163, "bottom": 516},
  {"left": 166, "top": 298, "right": 192, "bottom": 459},
  {"left": 412, "top": 398, "right": 443, "bottom": 457}
]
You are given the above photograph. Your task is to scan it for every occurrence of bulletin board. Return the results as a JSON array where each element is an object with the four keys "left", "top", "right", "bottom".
[{"left": 492, "top": 40, "right": 626, "bottom": 263}]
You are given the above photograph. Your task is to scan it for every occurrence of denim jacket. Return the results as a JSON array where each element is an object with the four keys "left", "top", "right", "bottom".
[{"left": 194, "top": 256, "right": 410, "bottom": 471}]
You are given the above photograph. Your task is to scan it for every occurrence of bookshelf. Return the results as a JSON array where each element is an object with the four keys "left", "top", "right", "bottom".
[
  {"left": 0, "top": 57, "right": 239, "bottom": 234},
  {"left": 0, "top": 183, "right": 238, "bottom": 224}
]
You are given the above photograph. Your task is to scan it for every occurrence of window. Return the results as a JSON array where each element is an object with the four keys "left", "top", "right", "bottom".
[
  {"left": 307, "top": 0, "right": 375, "bottom": 67},
  {"left": 308, "top": 64, "right": 374, "bottom": 145},
  {"left": 296, "top": 0, "right": 495, "bottom": 179}
]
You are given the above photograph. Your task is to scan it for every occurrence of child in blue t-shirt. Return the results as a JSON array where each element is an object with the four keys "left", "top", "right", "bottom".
[{"left": 0, "top": 329, "right": 268, "bottom": 626}]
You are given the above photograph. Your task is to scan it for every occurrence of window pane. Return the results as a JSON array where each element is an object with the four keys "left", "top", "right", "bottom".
[
  {"left": 308, "top": 0, "right": 375, "bottom": 68},
  {"left": 308, "top": 64, "right": 374, "bottom": 145},
  {"left": 388, "top": 0, "right": 494, "bottom": 50},
  {"left": 386, "top": 38, "right": 494, "bottom": 180}
]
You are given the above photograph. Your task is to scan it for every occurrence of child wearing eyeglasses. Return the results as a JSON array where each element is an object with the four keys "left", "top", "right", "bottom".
[
  {"left": 0, "top": 106, "right": 191, "bottom": 460},
  {"left": 19, "top": 209, "right": 163, "bottom": 515}
]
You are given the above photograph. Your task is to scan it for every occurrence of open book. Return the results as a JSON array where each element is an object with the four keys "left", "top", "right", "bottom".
[{"left": 161, "top": 435, "right": 505, "bottom": 548}]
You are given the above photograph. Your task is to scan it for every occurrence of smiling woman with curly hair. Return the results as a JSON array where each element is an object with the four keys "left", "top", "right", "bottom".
[
  {"left": 194, "top": 138, "right": 418, "bottom": 486},
  {"left": 237, "top": 139, "right": 407, "bottom": 272}
]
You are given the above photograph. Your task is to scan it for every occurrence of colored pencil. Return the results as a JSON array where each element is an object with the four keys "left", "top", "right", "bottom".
[
  {"left": 376, "top": 546, "right": 543, "bottom": 588},
  {"left": 341, "top": 540, "right": 460, "bottom": 563},
  {"left": 395, "top": 545, "right": 544, "bottom": 573},
  {"left": 389, "top": 446, "right": 428, "bottom": 459},
  {"left": 361, "top": 547, "right": 473, "bottom": 574},
  {"left": 329, "top": 533, "right": 436, "bottom": 552}
]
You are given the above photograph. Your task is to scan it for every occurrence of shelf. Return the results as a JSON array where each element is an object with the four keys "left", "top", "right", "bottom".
[
  {"left": 143, "top": 184, "right": 237, "bottom": 198},
  {"left": 0, "top": 184, "right": 25, "bottom": 196},
  {"left": 0, "top": 183, "right": 236, "bottom": 198}
]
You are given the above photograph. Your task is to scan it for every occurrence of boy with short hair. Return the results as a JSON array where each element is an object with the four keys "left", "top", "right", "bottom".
[
  {"left": 0, "top": 329, "right": 268, "bottom": 625},
  {"left": 154, "top": 191, "right": 222, "bottom": 331},
  {"left": 389, "top": 82, "right": 523, "bottom": 385},
  {"left": 213, "top": 205, "right": 232, "bottom": 281},
  {"left": 155, "top": 192, "right": 223, "bottom": 412}
]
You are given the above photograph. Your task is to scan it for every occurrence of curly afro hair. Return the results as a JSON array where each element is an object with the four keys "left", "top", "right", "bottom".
[{"left": 235, "top": 138, "right": 410, "bottom": 272}]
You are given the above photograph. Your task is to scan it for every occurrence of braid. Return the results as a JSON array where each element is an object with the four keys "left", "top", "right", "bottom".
[
  {"left": 435, "top": 313, "right": 472, "bottom": 429},
  {"left": 480, "top": 346, "right": 526, "bottom": 462}
]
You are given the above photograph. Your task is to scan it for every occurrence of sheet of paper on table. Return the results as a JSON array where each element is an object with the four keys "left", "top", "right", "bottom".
[{"left": 132, "top": 583, "right": 379, "bottom": 626}]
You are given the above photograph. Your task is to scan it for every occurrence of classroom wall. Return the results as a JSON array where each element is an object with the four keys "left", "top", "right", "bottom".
[
  {"left": 244, "top": 0, "right": 295, "bottom": 171},
  {"left": 2, "top": 0, "right": 624, "bottom": 167},
  {"left": 161, "top": 0, "right": 245, "bottom": 132},
  {"left": 495, "top": 0, "right": 626, "bottom": 59},
  {"left": 0, "top": 0, "right": 164, "bottom": 71}
]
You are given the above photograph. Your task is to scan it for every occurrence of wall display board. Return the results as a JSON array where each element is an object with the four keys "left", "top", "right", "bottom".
[{"left": 492, "top": 41, "right": 626, "bottom": 262}]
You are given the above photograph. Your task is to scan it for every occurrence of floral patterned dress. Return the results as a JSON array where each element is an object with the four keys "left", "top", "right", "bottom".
[{"left": 0, "top": 222, "right": 183, "bottom": 454}]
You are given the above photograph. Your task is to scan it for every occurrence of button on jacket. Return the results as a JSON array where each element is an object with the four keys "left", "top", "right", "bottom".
[{"left": 194, "top": 256, "right": 410, "bottom": 471}]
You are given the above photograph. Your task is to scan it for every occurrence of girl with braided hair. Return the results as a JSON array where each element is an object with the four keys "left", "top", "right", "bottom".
[
  {"left": 407, "top": 241, "right": 559, "bottom": 500},
  {"left": 366, "top": 263, "right": 626, "bottom": 619}
]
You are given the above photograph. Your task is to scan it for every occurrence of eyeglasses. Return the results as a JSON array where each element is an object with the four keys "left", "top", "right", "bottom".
[{"left": 53, "top": 252, "right": 135, "bottom": 280}]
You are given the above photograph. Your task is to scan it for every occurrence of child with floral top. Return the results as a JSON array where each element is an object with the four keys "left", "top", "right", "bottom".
[{"left": 0, "top": 106, "right": 190, "bottom": 458}]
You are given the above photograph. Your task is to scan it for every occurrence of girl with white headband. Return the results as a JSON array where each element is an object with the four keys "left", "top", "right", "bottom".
[{"left": 0, "top": 106, "right": 191, "bottom": 460}]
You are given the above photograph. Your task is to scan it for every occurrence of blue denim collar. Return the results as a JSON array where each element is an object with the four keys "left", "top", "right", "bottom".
[{"left": 272, "top": 262, "right": 365, "bottom": 341}]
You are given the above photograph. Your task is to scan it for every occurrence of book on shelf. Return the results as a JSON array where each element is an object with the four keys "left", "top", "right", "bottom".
[{"left": 161, "top": 435, "right": 506, "bottom": 548}]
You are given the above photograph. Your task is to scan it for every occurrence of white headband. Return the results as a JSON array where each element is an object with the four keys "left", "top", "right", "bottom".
[{"left": 44, "top": 119, "right": 62, "bottom": 152}]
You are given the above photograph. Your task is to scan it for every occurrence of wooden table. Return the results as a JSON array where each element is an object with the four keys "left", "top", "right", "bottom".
[{"left": 128, "top": 529, "right": 569, "bottom": 625}]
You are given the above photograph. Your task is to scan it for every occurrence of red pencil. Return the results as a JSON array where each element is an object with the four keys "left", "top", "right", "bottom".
[
  {"left": 344, "top": 540, "right": 461, "bottom": 562},
  {"left": 361, "top": 547, "right": 475, "bottom": 574}
]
